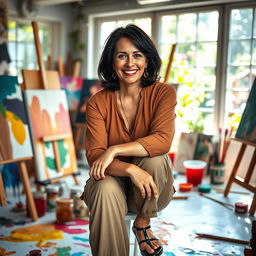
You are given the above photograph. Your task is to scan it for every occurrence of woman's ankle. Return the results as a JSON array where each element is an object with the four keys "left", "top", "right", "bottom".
[{"left": 135, "top": 216, "right": 150, "bottom": 227}]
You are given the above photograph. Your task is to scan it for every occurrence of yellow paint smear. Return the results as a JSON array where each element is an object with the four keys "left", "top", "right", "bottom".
[{"left": 0, "top": 224, "right": 63, "bottom": 247}]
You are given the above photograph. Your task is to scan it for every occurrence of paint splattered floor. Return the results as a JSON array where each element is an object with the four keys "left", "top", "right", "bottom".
[{"left": 0, "top": 167, "right": 254, "bottom": 256}]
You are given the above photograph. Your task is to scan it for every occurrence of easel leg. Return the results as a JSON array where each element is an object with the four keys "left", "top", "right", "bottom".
[
  {"left": 0, "top": 173, "right": 7, "bottom": 206},
  {"left": 224, "top": 143, "right": 246, "bottom": 197},
  {"left": 18, "top": 161, "right": 38, "bottom": 221},
  {"left": 249, "top": 194, "right": 256, "bottom": 216},
  {"left": 73, "top": 174, "right": 80, "bottom": 185}
]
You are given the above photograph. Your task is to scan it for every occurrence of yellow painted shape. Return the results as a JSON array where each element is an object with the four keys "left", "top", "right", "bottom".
[
  {"left": 0, "top": 224, "right": 63, "bottom": 245},
  {"left": 6, "top": 111, "right": 26, "bottom": 145}
]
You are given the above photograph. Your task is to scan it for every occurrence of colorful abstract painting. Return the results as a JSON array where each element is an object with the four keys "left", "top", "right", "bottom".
[
  {"left": 236, "top": 78, "right": 256, "bottom": 143},
  {"left": 60, "top": 76, "right": 83, "bottom": 111},
  {"left": 0, "top": 75, "right": 33, "bottom": 162},
  {"left": 24, "top": 90, "right": 77, "bottom": 182},
  {"left": 76, "top": 79, "right": 103, "bottom": 124}
]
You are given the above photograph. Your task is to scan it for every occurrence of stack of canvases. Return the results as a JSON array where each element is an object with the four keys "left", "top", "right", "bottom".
[{"left": 0, "top": 75, "right": 78, "bottom": 189}]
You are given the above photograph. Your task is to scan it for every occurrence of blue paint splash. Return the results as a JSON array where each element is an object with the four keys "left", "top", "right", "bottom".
[
  {"left": 71, "top": 253, "right": 84, "bottom": 256},
  {"left": 165, "top": 252, "right": 176, "bottom": 256},
  {"left": 72, "top": 237, "right": 89, "bottom": 243}
]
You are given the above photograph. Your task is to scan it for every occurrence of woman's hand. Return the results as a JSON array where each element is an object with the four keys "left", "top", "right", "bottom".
[
  {"left": 90, "top": 147, "right": 116, "bottom": 180},
  {"left": 128, "top": 165, "right": 158, "bottom": 200}
]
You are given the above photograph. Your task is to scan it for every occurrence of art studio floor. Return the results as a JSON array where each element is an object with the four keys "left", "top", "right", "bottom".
[{"left": 0, "top": 157, "right": 254, "bottom": 256}]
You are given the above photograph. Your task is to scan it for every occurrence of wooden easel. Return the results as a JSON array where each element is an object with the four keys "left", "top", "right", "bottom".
[
  {"left": 22, "top": 21, "right": 79, "bottom": 186},
  {"left": 224, "top": 138, "right": 256, "bottom": 216},
  {"left": 0, "top": 157, "right": 38, "bottom": 221},
  {"left": 163, "top": 44, "right": 176, "bottom": 83}
]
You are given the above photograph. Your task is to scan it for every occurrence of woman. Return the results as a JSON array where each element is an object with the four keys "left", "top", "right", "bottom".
[{"left": 82, "top": 24, "right": 176, "bottom": 256}]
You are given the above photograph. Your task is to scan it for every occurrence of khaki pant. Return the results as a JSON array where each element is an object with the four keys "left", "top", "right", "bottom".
[{"left": 82, "top": 154, "right": 175, "bottom": 256}]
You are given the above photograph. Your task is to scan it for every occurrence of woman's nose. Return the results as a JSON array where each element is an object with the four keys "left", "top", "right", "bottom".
[{"left": 126, "top": 56, "right": 134, "bottom": 66}]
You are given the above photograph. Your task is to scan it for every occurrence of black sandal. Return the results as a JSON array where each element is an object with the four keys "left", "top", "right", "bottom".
[{"left": 132, "top": 223, "right": 163, "bottom": 256}]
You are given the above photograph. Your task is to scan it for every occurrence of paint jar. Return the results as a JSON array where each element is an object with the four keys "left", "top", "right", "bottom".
[
  {"left": 70, "top": 185, "right": 83, "bottom": 200},
  {"left": 46, "top": 185, "right": 60, "bottom": 212},
  {"left": 210, "top": 163, "right": 225, "bottom": 185},
  {"left": 31, "top": 191, "right": 47, "bottom": 217},
  {"left": 28, "top": 250, "right": 42, "bottom": 256},
  {"left": 183, "top": 160, "right": 207, "bottom": 186},
  {"left": 56, "top": 198, "right": 73, "bottom": 223}
]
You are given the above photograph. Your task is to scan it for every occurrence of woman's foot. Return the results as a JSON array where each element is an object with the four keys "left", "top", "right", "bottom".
[{"left": 133, "top": 217, "right": 162, "bottom": 255}]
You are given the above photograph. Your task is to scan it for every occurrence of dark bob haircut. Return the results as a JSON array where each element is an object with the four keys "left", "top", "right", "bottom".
[{"left": 97, "top": 24, "right": 162, "bottom": 91}]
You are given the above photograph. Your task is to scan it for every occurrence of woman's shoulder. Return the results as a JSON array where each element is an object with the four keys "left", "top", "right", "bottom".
[
  {"left": 146, "top": 82, "right": 176, "bottom": 98},
  {"left": 87, "top": 88, "right": 113, "bottom": 106}
]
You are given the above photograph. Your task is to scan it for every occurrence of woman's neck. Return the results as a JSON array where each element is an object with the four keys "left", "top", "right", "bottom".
[{"left": 119, "top": 83, "right": 142, "bottom": 99}]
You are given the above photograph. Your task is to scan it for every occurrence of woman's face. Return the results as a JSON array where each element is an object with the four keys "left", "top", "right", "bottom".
[{"left": 113, "top": 37, "right": 148, "bottom": 87}]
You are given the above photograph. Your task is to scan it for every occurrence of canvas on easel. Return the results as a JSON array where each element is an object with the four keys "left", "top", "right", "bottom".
[
  {"left": 0, "top": 75, "right": 38, "bottom": 220},
  {"left": 24, "top": 90, "right": 77, "bottom": 182},
  {"left": 224, "top": 78, "right": 256, "bottom": 216}
]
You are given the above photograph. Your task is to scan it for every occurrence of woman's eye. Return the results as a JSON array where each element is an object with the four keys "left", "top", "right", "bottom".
[
  {"left": 134, "top": 53, "right": 143, "bottom": 58},
  {"left": 117, "top": 54, "right": 126, "bottom": 59}
]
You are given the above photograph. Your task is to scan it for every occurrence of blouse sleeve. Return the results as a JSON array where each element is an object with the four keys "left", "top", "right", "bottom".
[
  {"left": 136, "top": 85, "right": 176, "bottom": 157},
  {"left": 85, "top": 98, "right": 108, "bottom": 167}
]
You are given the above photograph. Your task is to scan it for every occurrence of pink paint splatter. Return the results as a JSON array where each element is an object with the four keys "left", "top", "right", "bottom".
[
  {"left": 54, "top": 219, "right": 89, "bottom": 234},
  {"left": 74, "top": 242, "right": 90, "bottom": 248}
]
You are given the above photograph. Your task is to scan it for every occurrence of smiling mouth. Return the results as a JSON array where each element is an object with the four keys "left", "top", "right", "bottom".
[{"left": 123, "top": 70, "right": 138, "bottom": 75}]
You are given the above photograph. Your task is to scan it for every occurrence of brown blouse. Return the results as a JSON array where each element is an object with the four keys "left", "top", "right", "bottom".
[{"left": 85, "top": 82, "right": 176, "bottom": 167}]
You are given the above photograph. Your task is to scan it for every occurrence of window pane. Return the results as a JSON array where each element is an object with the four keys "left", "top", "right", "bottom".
[
  {"left": 172, "top": 67, "right": 196, "bottom": 84},
  {"left": 100, "top": 21, "right": 116, "bottom": 46},
  {"left": 197, "top": 42, "right": 217, "bottom": 66},
  {"left": 227, "top": 66, "right": 251, "bottom": 89},
  {"left": 134, "top": 18, "right": 151, "bottom": 36},
  {"left": 17, "top": 42, "right": 36, "bottom": 62},
  {"left": 160, "top": 44, "right": 174, "bottom": 66},
  {"left": 175, "top": 43, "right": 196, "bottom": 66},
  {"left": 160, "top": 15, "right": 176, "bottom": 43},
  {"left": 177, "top": 13, "right": 196, "bottom": 42},
  {"left": 225, "top": 90, "right": 249, "bottom": 112},
  {"left": 230, "top": 9, "right": 253, "bottom": 39},
  {"left": 228, "top": 40, "right": 251, "bottom": 65},
  {"left": 252, "top": 39, "right": 256, "bottom": 65},
  {"left": 196, "top": 67, "right": 216, "bottom": 89},
  {"left": 17, "top": 24, "right": 34, "bottom": 42},
  {"left": 254, "top": 10, "right": 256, "bottom": 38},
  {"left": 8, "top": 20, "right": 16, "bottom": 41},
  {"left": 8, "top": 42, "right": 16, "bottom": 61},
  {"left": 198, "top": 90, "right": 215, "bottom": 109},
  {"left": 198, "top": 11, "right": 219, "bottom": 41}
]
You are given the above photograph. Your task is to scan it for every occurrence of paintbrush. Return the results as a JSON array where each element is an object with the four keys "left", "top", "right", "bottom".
[
  {"left": 199, "top": 192, "right": 234, "bottom": 209},
  {"left": 172, "top": 196, "right": 188, "bottom": 200},
  {"left": 214, "top": 188, "right": 250, "bottom": 195},
  {"left": 196, "top": 233, "right": 249, "bottom": 245}
]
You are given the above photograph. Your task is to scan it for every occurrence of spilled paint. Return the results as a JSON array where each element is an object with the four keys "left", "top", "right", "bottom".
[
  {"left": 71, "top": 253, "right": 84, "bottom": 256},
  {"left": 48, "top": 246, "right": 71, "bottom": 256},
  {"left": 164, "top": 252, "right": 176, "bottom": 256},
  {"left": 74, "top": 242, "right": 90, "bottom": 248},
  {"left": 0, "top": 223, "right": 63, "bottom": 247},
  {"left": 72, "top": 237, "right": 89, "bottom": 243},
  {"left": 54, "top": 219, "right": 89, "bottom": 234},
  {"left": 37, "top": 241, "right": 57, "bottom": 248},
  {"left": 0, "top": 247, "right": 16, "bottom": 255}
]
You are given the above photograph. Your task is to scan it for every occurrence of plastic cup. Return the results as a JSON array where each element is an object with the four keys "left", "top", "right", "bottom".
[{"left": 183, "top": 160, "right": 207, "bottom": 186}]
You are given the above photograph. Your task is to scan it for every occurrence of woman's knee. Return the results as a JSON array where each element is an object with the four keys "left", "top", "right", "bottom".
[{"left": 132, "top": 154, "right": 170, "bottom": 176}]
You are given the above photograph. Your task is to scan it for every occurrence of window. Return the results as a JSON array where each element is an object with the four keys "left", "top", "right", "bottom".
[
  {"left": 225, "top": 7, "right": 256, "bottom": 130},
  {"left": 158, "top": 10, "right": 219, "bottom": 135},
  {"left": 8, "top": 19, "right": 53, "bottom": 80}
]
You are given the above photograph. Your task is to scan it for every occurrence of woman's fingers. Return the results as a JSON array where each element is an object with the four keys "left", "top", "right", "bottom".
[
  {"left": 150, "top": 181, "right": 158, "bottom": 198},
  {"left": 144, "top": 184, "right": 152, "bottom": 200},
  {"left": 90, "top": 161, "right": 106, "bottom": 180},
  {"left": 139, "top": 185, "right": 146, "bottom": 199}
]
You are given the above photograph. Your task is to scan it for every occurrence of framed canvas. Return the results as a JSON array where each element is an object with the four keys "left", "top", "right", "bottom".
[
  {"left": 235, "top": 78, "right": 256, "bottom": 144},
  {"left": 60, "top": 76, "right": 83, "bottom": 111},
  {"left": 0, "top": 75, "right": 33, "bottom": 162},
  {"left": 24, "top": 90, "right": 77, "bottom": 182},
  {"left": 75, "top": 79, "right": 103, "bottom": 124}
]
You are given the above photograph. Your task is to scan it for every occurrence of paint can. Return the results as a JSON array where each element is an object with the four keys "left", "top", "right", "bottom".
[
  {"left": 27, "top": 191, "right": 46, "bottom": 217},
  {"left": 210, "top": 163, "right": 225, "bottom": 185},
  {"left": 46, "top": 185, "right": 60, "bottom": 212},
  {"left": 56, "top": 198, "right": 73, "bottom": 223},
  {"left": 70, "top": 185, "right": 83, "bottom": 199},
  {"left": 28, "top": 250, "right": 42, "bottom": 256},
  {"left": 235, "top": 202, "right": 248, "bottom": 214}
]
